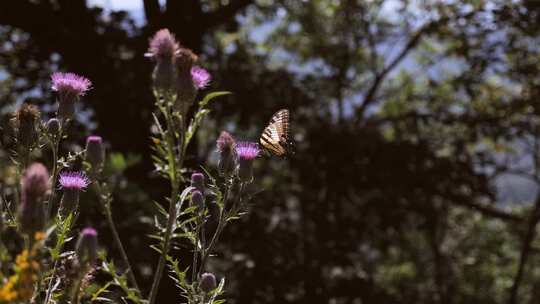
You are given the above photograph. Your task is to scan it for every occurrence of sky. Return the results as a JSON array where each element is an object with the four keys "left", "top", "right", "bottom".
[{"left": 87, "top": 0, "right": 152, "bottom": 25}]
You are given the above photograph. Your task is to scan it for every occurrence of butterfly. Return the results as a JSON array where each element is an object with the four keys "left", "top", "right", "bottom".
[{"left": 259, "top": 109, "right": 295, "bottom": 157}]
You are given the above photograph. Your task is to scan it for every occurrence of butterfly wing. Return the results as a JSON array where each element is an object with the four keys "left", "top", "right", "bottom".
[
  {"left": 260, "top": 109, "right": 292, "bottom": 157},
  {"left": 260, "top": 122, "right": 287, "bottom": 156}
]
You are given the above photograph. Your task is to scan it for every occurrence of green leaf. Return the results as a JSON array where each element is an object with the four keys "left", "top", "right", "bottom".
[{"left": 199, "top": 91, "right": 232, "bottom": 108}]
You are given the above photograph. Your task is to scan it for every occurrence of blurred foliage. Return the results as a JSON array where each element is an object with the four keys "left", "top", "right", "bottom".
[{"left": 3, "top": 0, "right": 540, "bottom": 303}]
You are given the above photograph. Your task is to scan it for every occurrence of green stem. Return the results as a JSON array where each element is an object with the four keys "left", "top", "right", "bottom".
[
  {"left": 191, "top": 216, "right": 203, "bottom": 283},
  {"left": 47, "top": 132, "right": 61, "bottom": 219},
  {"left": 69, "top": 265, "right": 88, "bottom": 304},
  {"left": 197, "top": 182, "right": 241, "bottom": 278},
  {"left": 44, "top": 213, "right": 72, "bottom": 304},
  {"left": 148, "top": 107, "right": 184, "bottom": 304},
  {"left": 96, "top": 182, "right": 141, "bottom": 294}
]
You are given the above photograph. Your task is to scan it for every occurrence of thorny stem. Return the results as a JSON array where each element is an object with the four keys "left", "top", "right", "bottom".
[
  {"left": 198, "top": 181, "right": 245, "bottom": 278},
  {"left": 44, "top": 214, "right": 71, "bottom": 304},
  {"left": 94, "top": 183, "right": 141, "bottom": 294},
  {"left": 43, "top": 130, "right": 64, "bottom": 304},
  {"left": 191, "top": 204, "right": 208, "bottom": 284},
  {"left": 44, "top": 260, "right": 59, "bottom": 304},
  {"left": 148, "top": 105, "right": 184, "bottom": 304},
  {"left": 46, "top": 130, "right": 62, "bottom": 218}
]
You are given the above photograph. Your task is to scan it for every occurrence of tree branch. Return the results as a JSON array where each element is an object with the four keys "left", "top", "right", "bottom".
[
  {"left": 451, "top": 199, "right": 524, "bottom": 223},
  {"left": 143, "top": 0, "right": 161, "bottom": 27},
  {"left": 508, "top": 195, "right": 540, "bottom": 304},
  {"left": 355, "top": 18, "right": 447, "bottom": 120}
]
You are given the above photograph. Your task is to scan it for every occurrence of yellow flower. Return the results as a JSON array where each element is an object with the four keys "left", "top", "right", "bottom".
[{"left": 0, "top": 248, "right": 41, "bottom": 302}]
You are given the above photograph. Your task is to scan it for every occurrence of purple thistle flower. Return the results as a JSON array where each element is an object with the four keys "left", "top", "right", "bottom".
[
  {"left": 191, "top": 66, "right": 211, "bottom": 89},
  {"left": 236, "top": 142, "right": 259, "bottom": 182},
  {"left": 59, "top": 171, "right": 90, "bottom": 190},
  {"left": 51, "top": 72, "right": 92, "bottom": 97},
  {"left": 146, "top": 29, "right": 180, "bottom": 60},
  {"left": 59, "top": 171, "right": 89, "bottom": 216},
  {"left": 51, "top": 72, "right": 92, "bottom": 121},
  {"left": 236, "top": 142, "right": 260, "bottom": 161}
]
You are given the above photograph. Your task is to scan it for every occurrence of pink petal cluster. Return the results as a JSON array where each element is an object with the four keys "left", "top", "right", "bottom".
[
  {"left": 191, "top": 66, "right": 211, "bottom": 89},
  {"left": 81, "top": 227, "right": 97, "bottom": 237},
  {"left": 146, "top": 29, "right": 180, "bottom": 60},
  {"left": 236, "top": 142, "right": 260, "bottom": 160},
  {"left": 59, "top": 171, "right": 90, "bottom": 190},
  {"left": 51, "top": 72, "right": 92, "bottom": 97}
]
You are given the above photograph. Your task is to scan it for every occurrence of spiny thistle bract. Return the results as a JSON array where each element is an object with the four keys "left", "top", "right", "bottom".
[
  {"left": 76, "top": 227, "right": 98, "bottom": 265},
  {"left": 85, "top": 135, "right": 105, "bottom": 172},
  {"left": 217, "top": 131, "right": 236, "bottom": 176},
  {"left": 13, "top": 103, "right": 40, "bottom": 152}
]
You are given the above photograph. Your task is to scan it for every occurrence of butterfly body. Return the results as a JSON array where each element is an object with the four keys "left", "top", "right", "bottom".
[{"left": 259, "top": 109, "right": 295, "bottom": 157}]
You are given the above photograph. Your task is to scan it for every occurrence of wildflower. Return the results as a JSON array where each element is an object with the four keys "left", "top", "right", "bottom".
[
  {"left": 146, "top": 29, "right": 180, "bottom": 95},
  {"left": 191, "top": 190, "right": 204, "bottom": 211},
  {"left": 19, "top": 163, "right": 50, "bottom": 235},
  {"left": 46, "top": 118, "right": 61, "bottom": 138},
  {"left": 216, "top": 131, "right": 236, "bottom": 176},
  {"left": 76, "top": 227, "right": 98, "bottom": 265},
  {"left": 146, "top": 29, "right": 180, "bottom": 60},
  {"left": 85, "top": 135, "right": 105, "bottom": 172},
  {"left": 191, "top": 66, "right": 211, "bottom": 89},
  {"left": 0, "top": 249, "right": 40, "bottom": 302},
  {"left": 235, "top": 142, "right": 260, "bottom": 182},
  {"left": 14, "top": 249, "right": 39, "bottom": 301},
  {"left": 199, "top": 272, "right": 217, "bottom": 293},
  {"left": 191, "top": 172, "right": 205, "bottom": 193},
  {"left": 59, "top": 171, "right": 89, "bottom": 216},
  {"left": 51, "top": 72, "right": 92, "bottom": 121},
  {"left": 175, "top": 48, "right": 199, "bottom": 115},
  {"left": 12, "top": 103, "right": 40, "bottom": 153}
]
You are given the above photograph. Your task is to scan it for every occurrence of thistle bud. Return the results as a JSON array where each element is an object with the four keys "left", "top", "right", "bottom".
[
  {"left": 175, "top": 48, "right": 198, "bottom": 115},
  {"left": 85, "top": 136, "right": 105, "bottom": 171},
  {"left": 191, "top": 172, "right": 205, "bottom": 193},
  {"left": 146, "top": 29, "right": 180, "bottom": 95},
  {"left": 46, "top": 118, "right": 61, "bottom": 137},
  {"left": 59, "top": 172, "right": 89, "bottom": 216},
  {"left": 235, "top": 142, "right": 260, "bottom": 182},
  {"left": 51, "top": 72, "right": 92, "bottom": 122},
  {"left": 19, "top": 163, "right": 50, "bottom": 235},
  {"left": 13, "top": 104, "right": 40, "bottom": 153},
  {"left": 199, "top": 272, "right": 217, "bottom": 293},
  {"left": 76, "top": 227, "right": 98, "bottom": 265},
  {"left": 216, "top": 131, "right": 236, "bottom": 176},
  {"left": 191, "top": 190, "right": 204, "bottom": 211}
]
